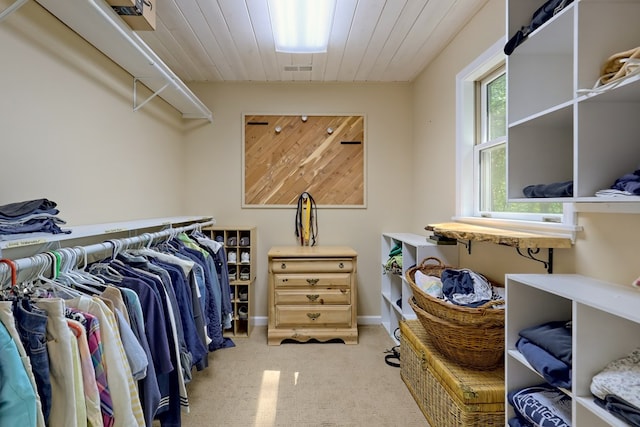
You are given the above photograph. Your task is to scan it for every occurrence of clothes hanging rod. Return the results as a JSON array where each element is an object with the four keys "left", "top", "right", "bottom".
[
  {"left": 0, "top": 0, "right": 29, "bottom": 22},
  {"left": 86, "top": 0, "right": 213, "bottom": 122},
  {"left": 0, "top": 218, "right": 216, "bottom": 288},
  {"left": 30, "top": 0, "right": 213, "bottom": 121}
]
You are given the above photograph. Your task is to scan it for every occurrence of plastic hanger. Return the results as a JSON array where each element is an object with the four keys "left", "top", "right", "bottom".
[
  {"left": 0, "top": 258, "right": 17, "bottom": 299},
  {"left": 28, "top": 253, "right": 82, "bottom": 298},
  {"left": 55, "top": 248, "right": 103, "bottom": 295}
]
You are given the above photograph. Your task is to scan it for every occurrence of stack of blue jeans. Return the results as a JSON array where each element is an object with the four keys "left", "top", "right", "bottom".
[{"left": 0, "top": 198, "right": 70, "bottom": 240}]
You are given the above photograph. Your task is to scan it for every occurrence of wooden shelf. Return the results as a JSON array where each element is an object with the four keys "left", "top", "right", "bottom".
[
  {"left": 425, "top": 222, "right": 572, "bottom": 274},
  {"left": 425, "top": 222, "right": 572, "bottom": 249}
]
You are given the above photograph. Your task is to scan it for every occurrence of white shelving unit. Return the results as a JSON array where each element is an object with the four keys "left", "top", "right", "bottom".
[
  {"left": 380, "top": 233, "right": 458, "bottom": 343},
  {"left": 506, "top": 0, "right": 640, "bottom": 205},
  {"left": 30, "top": 0, "right": 213, "bottom": 121},
  {"left": 505, "top": 274, "right": 640, "bottom": 426}
]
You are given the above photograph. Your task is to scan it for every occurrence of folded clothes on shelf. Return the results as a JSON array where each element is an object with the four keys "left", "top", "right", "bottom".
[
  {"left": 522, "top": 180, "right": 573, "bottom": 198},
  {"left": 0, "top": 198, "right": 70, "bottom": 239},
  {"left": 508, "top": 383, "right": 571, "bottom": 427}
]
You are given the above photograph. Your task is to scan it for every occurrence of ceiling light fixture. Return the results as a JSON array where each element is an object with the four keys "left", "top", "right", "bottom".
[{"left": 267, "top": 0, "right": 336, "bottom": 54}]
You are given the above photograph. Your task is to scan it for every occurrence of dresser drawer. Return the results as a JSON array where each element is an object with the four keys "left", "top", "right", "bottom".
[
  {"left": 274, "top": 288, "right": 351, "bottom": 305},
  {"left": 273, "top": 272, "right": 351, "bottom": 288},
  {"left": 271, "top": 258, "right": 354, "bottom": 273},
  {"left": 275, "top": 305, "right": 352, "bottom": 327}
]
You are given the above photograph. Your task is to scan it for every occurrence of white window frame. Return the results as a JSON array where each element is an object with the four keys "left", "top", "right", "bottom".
[{"left": 455, "top": 38, "right": 579, "bottom": 240}]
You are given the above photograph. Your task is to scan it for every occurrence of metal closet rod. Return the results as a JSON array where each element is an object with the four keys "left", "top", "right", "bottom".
[
  {"left": 0, "top": 0, "right": 29, "bottom": 22},
  {"left": 0, "top": 218, "right": 216, "bottom": 287},
  {"left": 87, "top": 0, "right": 213, "bottom": 122}
]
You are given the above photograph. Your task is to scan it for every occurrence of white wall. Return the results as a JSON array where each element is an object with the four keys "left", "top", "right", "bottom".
[
  {"left": 0, "top": 0, "right": 186, "bottom": 225},
  {"left": 2, "top": 0, "right": 639, "bottom": 323},
  {"left": 184, "top": 82, "right": 414, "bottom": 319},
  {"left": 411, "top": 0, "right": 640, "bottom": 286}
]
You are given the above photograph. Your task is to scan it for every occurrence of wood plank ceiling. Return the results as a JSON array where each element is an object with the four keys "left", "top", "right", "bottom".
[{"left": 137, "top": 0, "right": 489, "bottom": 83}]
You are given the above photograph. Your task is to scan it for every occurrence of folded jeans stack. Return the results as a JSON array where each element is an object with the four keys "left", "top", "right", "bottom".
[{"left": 0, "top": 198, "right": 70, "bottom": 241}]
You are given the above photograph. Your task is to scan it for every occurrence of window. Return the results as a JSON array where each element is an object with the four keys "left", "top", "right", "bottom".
[
  {"left": 476, "top": 68, "right": 562, "bottom": 219},
  {"left": 456, "top": 39, "right": 576, "bottom": 234}
]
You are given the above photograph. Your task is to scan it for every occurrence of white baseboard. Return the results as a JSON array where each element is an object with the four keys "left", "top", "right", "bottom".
[
  {"left": 253, "top": 316, "right": 268, "bottom": 326},
  {"left": 357, "top": 316, "right": 381, "bottom": 325}
]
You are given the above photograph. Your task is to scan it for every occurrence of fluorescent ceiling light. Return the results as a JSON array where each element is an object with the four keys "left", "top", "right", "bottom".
[{"left": 268, "top": 0, "right": 335, "bottom": 54}]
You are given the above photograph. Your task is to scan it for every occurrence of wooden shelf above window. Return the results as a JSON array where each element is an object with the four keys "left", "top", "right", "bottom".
[{"left": 425, "top": 222, "right": 572, "bottom": 249}]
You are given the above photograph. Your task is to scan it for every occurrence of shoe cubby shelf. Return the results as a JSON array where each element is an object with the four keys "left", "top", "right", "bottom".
[
  {"left": 202, "top": 226, "right": 256, "bottom": 337},
  {"left": 380, "top": 233, "right": 458, "bottom": 344},
  {"left": 506, "top": 0, "right": 640, "bottom": 206}
]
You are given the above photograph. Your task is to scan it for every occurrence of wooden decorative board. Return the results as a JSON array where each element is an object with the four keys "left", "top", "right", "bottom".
[{"left": 243, "top": 114, "right": 365, "bottom": 207}]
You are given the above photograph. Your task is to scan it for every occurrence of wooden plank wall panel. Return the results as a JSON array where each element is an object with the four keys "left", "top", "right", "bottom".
[{"left": 244, "top": 115, "right": 365, "bottom": 206}]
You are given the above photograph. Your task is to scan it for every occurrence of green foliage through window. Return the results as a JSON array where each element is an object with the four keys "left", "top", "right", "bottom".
[{"left": 479, "top": 72, "right": 562, "bottom": 215}]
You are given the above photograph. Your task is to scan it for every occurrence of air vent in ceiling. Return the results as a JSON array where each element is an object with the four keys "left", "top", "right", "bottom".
[{"left": 284, "top": 65, "right": 313, "bottom": 72}]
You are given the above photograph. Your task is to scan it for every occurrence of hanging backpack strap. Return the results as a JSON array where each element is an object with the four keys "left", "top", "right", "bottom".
[
  {"left": 294, "top": 192, "right": 318, "bottom": 246},
  {"left": 302, "top": 193, "right": 311, "bottom": 243},
  {"left": 295, "top": 194, "right": 304, "bottom": 245},
  {"left": 306, "top": 192, "right": 318, "bottom": 246}
]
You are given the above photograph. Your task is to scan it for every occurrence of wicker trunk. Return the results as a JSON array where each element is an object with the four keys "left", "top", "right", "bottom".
[{"left": 400, "top": 320, "right": 505, "bottom": 426}]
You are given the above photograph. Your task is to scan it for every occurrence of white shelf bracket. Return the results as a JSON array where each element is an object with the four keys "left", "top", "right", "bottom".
[
  {"left": 0, "top": 0, "right": 29, "bottom": 22},
  {"left": 133, "top": 78, "right": 169, "bottom": 112}
]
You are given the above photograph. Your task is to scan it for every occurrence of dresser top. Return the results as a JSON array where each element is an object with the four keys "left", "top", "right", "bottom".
[{"left": 268, "top": 245, "right": 357, "bottom": 258}]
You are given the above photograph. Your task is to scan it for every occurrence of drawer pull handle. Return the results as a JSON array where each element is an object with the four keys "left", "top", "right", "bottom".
[
  {"left": 306, "top": 278, "right": 319, "bottom": 285},
  {"left": 307, "top": 313, "right": 321, "bottom": 320},
  {"left": 281, "top": 263, "right": 286, "bottom": 269},
  {"left": 306, "top": 294, "right": 320, "bottom": 302},
  {"left": 339, "top": 262, "right": 344, "bottom": 269}
]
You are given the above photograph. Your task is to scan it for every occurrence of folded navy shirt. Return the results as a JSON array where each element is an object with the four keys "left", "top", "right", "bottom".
[
  {"left": 516, "top": 337, "right": 571, "bottom": 389},
  {"left": 519, "top": 320, "right": 572, "bottom": 365},
  {"left": 523, "top": 181, "right": 573, "bottom": 198}
]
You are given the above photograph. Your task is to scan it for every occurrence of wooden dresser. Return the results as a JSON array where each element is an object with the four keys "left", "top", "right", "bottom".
[{"left": 267, "top": 246, "right": 358, "bottom": 345}]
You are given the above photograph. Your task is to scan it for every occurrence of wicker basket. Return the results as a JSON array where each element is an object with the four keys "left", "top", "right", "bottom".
[
  {"left": 400, "top": 320, "right": 504, "bottom": 426},
  {"left": 406, "top": 257, "right": 504, "bottom": 328},
  {"left": 408, "top": 297, "right": 504, "bottom": 370}
]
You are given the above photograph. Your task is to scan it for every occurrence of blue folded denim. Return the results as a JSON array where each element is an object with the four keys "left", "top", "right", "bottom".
[
  {"left": 0, "top": 213, "right": 64, "bottom": 225},
  {"left": 0, "top": 218, "right": 70, "bottom": 237}
]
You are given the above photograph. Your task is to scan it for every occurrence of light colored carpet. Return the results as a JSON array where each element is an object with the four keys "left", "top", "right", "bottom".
[{"left": 180, "top": 325, "right": 429, "bottom": 427}]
